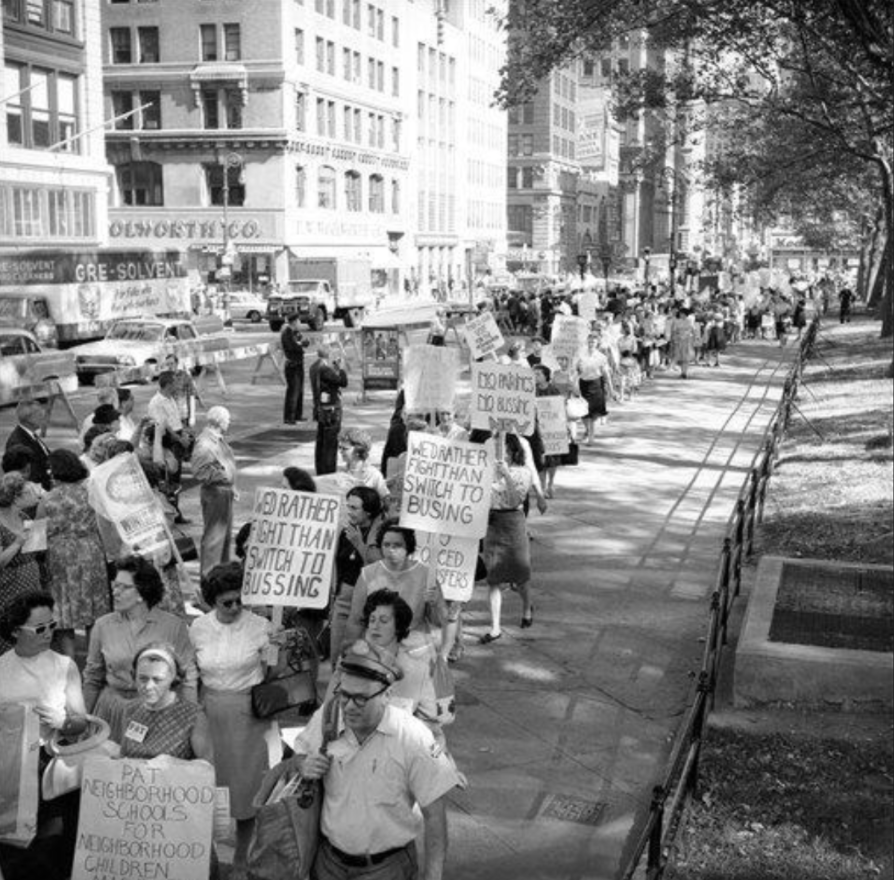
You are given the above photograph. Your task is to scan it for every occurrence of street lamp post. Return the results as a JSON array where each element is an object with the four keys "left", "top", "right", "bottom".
[
  {"left": 642, "top": 246, "right": 651, "bottom": 290},
  {"left": 599, "top": 245, "right": 612, "bottom": 293},
  {"left": 217, "top": 150, "right": 244, "bottom": 299},
  {"left": 577, "top": 253, "right": 588, "bottom": 283}
]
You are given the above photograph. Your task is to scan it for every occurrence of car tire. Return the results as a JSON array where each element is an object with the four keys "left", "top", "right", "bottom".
[
  {"left": 309, "top": 308, "right": 326, "bottom": 332},
  {"left": 247, "top": 310, "right": 261, "bottom": 323}
]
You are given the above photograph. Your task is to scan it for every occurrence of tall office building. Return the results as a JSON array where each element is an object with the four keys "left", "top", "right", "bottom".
[
  {"left": 1, "top": 0, "right": 110, "bottom": 254},
  {"left": 101, "top": 0, "right": 507, "bottom": 296}
]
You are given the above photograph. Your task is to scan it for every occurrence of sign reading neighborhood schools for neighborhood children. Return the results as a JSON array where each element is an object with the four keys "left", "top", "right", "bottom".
[
  {"left": 400, "top": 434, "right": 492, "bottom": 539},
  {"left": 72, "top": 756, "right": 215, "bottom": 880},
  {"left": 462, "top": 311, "right": 504, "bottom": 360},
  {"left": 242, "top": 488, "right": 340, "bottom": 608},
  {"left": 536, "top": 396, "right": 570, "bottom": 455},
  {"left": 403, "top": 344, "right": 460, "bottom": 412},
  {"left": 470, "top": 361, "right": 536, "bottom": 435}
]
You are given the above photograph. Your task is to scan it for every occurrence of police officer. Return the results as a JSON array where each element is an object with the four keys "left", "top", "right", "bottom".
[
  {"left": 292, "top": 639, "right": 462, "bottom": 880},
  {"left": 309, "top": 346, "right": 347, "bottom": 476},
  {"left": 281, "top": 313, "right": 310, "bottom": 424}
]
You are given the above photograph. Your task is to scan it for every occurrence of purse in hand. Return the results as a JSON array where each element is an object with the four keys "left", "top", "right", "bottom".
[{"left": 251, "top": 628, "right": 320, "bottom": 721}]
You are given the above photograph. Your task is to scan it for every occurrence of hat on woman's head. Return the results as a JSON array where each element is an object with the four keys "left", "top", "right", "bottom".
[{"left": 339, "top": 639, "right": 402, "bottom": 685}]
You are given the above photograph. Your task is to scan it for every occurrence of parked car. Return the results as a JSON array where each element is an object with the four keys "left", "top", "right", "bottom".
[
  {"left": 225, "top": 291, "right": 267, "bottom": 323},
  {"left": 0, "top": 325, "right": 77, "bottom": 405},
  {"left": 69, "top": 315, "right": 226, "bottom": 383}
]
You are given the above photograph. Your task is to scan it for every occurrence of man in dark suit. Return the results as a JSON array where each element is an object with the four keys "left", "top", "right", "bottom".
[
  {"left": 309, "top": 346, "right": 348, "bottom": 475},
  {"left": 4, "top": 398, "right": 51, "bottom": 490},
  {"left": 281, "top": 313, "right": 309, "bottom": 423}
]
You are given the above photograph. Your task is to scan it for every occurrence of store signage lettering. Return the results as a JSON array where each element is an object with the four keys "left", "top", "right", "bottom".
[
  {"left": 109, "top": 219, "right": 263, "bottom": 240},
  {"left": 286, "top": 138, "right": 410, "bottom": 171}
]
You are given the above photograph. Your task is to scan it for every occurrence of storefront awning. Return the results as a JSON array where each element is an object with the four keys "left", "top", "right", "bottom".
[{"left": 190, "top": 63, "right": 248, "bottom": 105}]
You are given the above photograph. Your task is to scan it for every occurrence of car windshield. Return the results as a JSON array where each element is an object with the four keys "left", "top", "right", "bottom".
[
  {"left": 106, "top": 322, "right": 163, "bottom": 342},
  {"left": 287, "top": 282, "right": 318, "bottom": 293}
]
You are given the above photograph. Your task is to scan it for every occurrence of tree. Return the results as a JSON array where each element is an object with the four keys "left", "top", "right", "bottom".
[{"left": 497, "top": 0, "right": 894, "bottom": 335}]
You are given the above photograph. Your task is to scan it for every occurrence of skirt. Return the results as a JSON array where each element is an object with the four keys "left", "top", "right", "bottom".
[
  {"left": 202, "top": 688, "right": 280, "bottom": 820},
  {"left": 484, "top": 509, "right": 531, "bottom": 586},
  {"left": 579, "top": 378, "right": 607, "bottom": 418}
]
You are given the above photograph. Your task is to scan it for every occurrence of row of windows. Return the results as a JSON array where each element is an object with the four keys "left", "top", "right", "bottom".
[
  {"left": 553, "top": 71, "right": 576, "bottom": 102},
  {"left": 553, "top": 135, "right": 575, "bottom": 160},
  {"left": 507, "top": 134, "right": 534, "bottom": 156},
  {"left": 313, "top": 0, "right": 399, "bottom": 45},
  {"left": 110, "top": 24, "right": 243, "bottom": 64},
  {"left": 302, "top": 34, "right": 398, "bottom": 95},
  {"left": 0, "top": 183, "right": 95, "bottom": 240},
  {"left": 553, "top": 104, "right": 576, "bottom": 132},
  {"left": 3, "top": 0, "right": 75, "bottom": 36},
  {"left": 295, "top": 166, "right": 399, "bottom": 213},
  {"left": 508, "top": 102, "right": 535, "bottom": 126},
  {"left": 416, "top": 43, "right": 456, "bottom": 93},
  {"left": 416, "top": 190, "right": 456, "bottom": 234},
  {"left": 467, "top": 159, "right": 502, "bottom": 189},
  {"left": 467, "top": 200, "right": 504, "bottom": 231},
  {"left": 507, "top": 166, "right": 536, "bottom": 189},
  {"left": 294, "top": 93, "right": 400, "bottom": 151},
  {"left": 5, "top": 62, "right": 78, "bottom": 152},
  {"left": 582, "top": 56, "right": 631, "bottom": 80}
]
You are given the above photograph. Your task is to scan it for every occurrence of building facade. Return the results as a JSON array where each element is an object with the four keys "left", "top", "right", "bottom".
[{"left": 101, "top": 0, "right": 507, "bottom": 298}]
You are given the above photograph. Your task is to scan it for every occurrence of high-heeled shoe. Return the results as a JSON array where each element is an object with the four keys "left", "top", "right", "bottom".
[{"left": 521, "top": 606, "right": 534, "bottom": 628}]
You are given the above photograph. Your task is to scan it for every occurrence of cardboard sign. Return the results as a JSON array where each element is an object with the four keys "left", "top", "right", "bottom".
[
  {"left": 549, "top": 314, "right": 589, "bottom": 366},
  {"left": 462, "top": 311, "right": 504, "bottom": 360},
  {"left": 242, "top": 488, "right": 340, "bottom": 608},
  {"left": 416, "top": 532, "right": 479, "bottom": 603},
  {"left": 578, "top": 292, "right": 598, "bottom": 323},
  {"left": 400, "top": 434, "right": 492, "bottom": 539},
  {"left": 536, "top": 396, "right": 570, "bottom": 455},
  {"left": 403, "top": 344, "right": 460, "bottom": 412},
  {"left": 87, "top": 453, "right": 168, "bottom": 555},
  {"left": 72, "top": 756, "right": 215, "bottom": 880},
  {"left": 470, "top": 361, "right": 536, "bottom": 435}
]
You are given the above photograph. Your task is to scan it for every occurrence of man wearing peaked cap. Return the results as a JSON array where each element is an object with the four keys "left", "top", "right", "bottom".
[{"left": 286, "top": 638, "right": 462, "bottom": 879}]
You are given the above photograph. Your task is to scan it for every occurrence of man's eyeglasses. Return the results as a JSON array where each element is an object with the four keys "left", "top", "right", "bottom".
[
  {"left": 334, "top": 685, "right": 388, "bottom": 708},
  {"left": 19, "top": 620, "right": 57, "bottom": 636},
  {"left": 219, "top": 597, "right": 242, "bottom": 609}
]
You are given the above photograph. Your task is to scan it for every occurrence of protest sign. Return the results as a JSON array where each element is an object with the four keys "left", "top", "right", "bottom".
[
  {"left": 470, "top": 361, "right": 536, "bottom": 435},
  {"left": 242, "top": 488, "right": 340, "bottom": 608},
  {"left": 549, "top": 314, "right": 589, "bottom": 365},
  {"left": 536, "top": 396, "right": 570, "bottom": 455},
  {"left": 462, "top": 311, "right": 504, "bottom": 360},
  {"left": 87, "top": 453, "right": 168, "bottom": 555},
  {"left": 72, "top": 756, "right": 215, "bottom": 880},
  {"left": 400, "top": 433, "right": 492, "bottom": 539},
  {"left": 578, "top": 291, "right": 598, "bottom": 323},
  {"left": 403, "top": 344, "right": 460, "bottom": 412},
  {"left": 416, "top": 532, "right": 479, "bottom": 603}
]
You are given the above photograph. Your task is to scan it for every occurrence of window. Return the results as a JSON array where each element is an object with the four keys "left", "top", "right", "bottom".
[
  {"left": 367, "top": 4, "right": 375, "bottom": 37},
  {"left": 29, "top": 69, "right": 50, "bottom": 148},
  {"left": 327, "top": 100, "right": 335, "bottom": 137},
  {"left": 507, "top": 204, "right": 533, "bottom": 235},
  {"left": 326, "top": 41, "right": 335, "bottom": 75},
  {"left": 522, "top": 167, "right": 533, "bottom": 188},
  {"left": 295, "top": 92, "right": 306, "bottom": 130},
  {"left": 118, "top": 161, "right": 163, "bottom": 205},
  {"left": 368, "top": 174, "right": 384, "bottom": 212},
  {"left": 523, "top": 102, "right": 534, "bottom": 124},
  {"left": 318, "top": 166, "right": 336, "bottom": 209},
  {"left": 224, "top": 24, "right": 241, "bottom": 61},
  {"left": 377, "top": 61, "right": 384, "bottom": 92},
  {"left": 3, "top": 0, "right": 74, "bottom": 34},
  {"left": 343, "top": 105, "right": 352, "bottom": 140},
  {"left": 138, "top": 27, "right": 159, "bottom": 63},
  {"left": 225, "top": 90, "right": 242, "bottom": 129},
  {"left": 391, "top": 66, "right": 399, "bottom": 97},
  {"left": 391, "top": 15, "right": 399, "bottom": 46},
  {"left": 295, "top": 166, "right": 306, "bottom": 207},
  {"left": 353, "top": 108, "right": 361, "bottom": 142},
  {"left": 390, "top": 117, "right": 400, "bottom": 151},
  {"left": 507, "top": 166, "right": 518, "bottom": 189},
  {"left": 353, "top": 51, "right": 361, "bottom": 81},
  {"left": 367, "top": 111, "right": 375, "bottom": 145},
  {"left": 140, "top": 91, "right": 160, "bottom": 129},
  {"left": 206, "top": 162, "right": 244, "bottom": 206},
  {"left": 4, "top": 63, "right": 79, "bottom": 152},
  {"left": 583, "top": 59, "right": 594, "bottom": 77},
  {"left": 507, "top": 134, "right": 518, "bottom": 155},
  {"left": 343, "top": 48, "right": 352, "bottom": 80},
  {"left": 345, "top": 171, "right": 361, "bottom": 211},
  {"left": 376, "top": 8, "right": 383, "bottom": 40},
  {"left": 0, "top": 184, "right": 94, "bottom": 240},
  {"left": 368, "top": 57, "right": 375, "bottom": 89},
  {"left": 601, "top": 57, "right": 612, "bottom": 79},
  {"left": 57, "top": 74, "right": 76, "bottom": 142},
  {"left": 316, "top": 97, "right": 325, "bottom": 134},
  {"left": 52, "top": 0, "right": 73, "bottom": 34},
  {"left": 110, "top": 27, "right": 132, "bottom": 63},
  {"left": 617, "top": 57, "right": 629, "bottom": 75},
  {"left": 200, "top": 24, "right": 217, "bottom": 61},
  {"left": 508, "top": 106, "right": 519, "bottom": 125},
  {"left": 201, "top": 89, "right": 219, "bottom": 129},
  {"left": 112, "top": 91, "right": 135, "bottom": 130},
  {"left": 325, "top": 0, "right": 334, "bottom": 17},
  {"left": 342, "top": 0, "right": 351, "bottom": 24},
  {"left": 316, "top": 37, "right": 325, "bottom": 72},
  {"left": 390, "top": 179, "right": 400, "bottom": 213},
  {"left": 521, "top": 134, "right": 533, "bottom": 155},
  {"left": 351, "top": 0, "right": 359, "bottom": 28},
  {"left": 295, "top": 29, "right": 304, "bottom": 65}
]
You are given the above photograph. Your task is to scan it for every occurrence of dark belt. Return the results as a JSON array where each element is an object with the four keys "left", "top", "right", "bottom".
[{"left": 323, "top": 837, "right": 409, "bottom": 868}]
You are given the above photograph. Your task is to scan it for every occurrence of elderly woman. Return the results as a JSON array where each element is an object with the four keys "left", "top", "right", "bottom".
[
  {"left": 338, "top": 427, "right": 389, "bottom": 505},
  {"left": 36, "top": 449, "right": 110, "bottom": 660},
  {"left": 0, "top": 592, "right": 87, "bottom": 878},
  {"left": 83, "top": 555, "right": 197, "bottom": 743},
  {"left": 0, "top": 472, "right": 42, "bottom": 653},
  {"left": 120, "top": 642, "right": 212, "bottom": 762},
  {"left": 191, "top": 406, "right": 237, "bottom": 574},
  {"left": 190, "top": 562, "right": 281, "bottom": 874}
]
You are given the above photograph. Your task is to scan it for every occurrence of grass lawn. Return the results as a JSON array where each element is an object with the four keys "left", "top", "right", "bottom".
[{"left": 667, "top": 316, "right": 894, "bottom": 880}]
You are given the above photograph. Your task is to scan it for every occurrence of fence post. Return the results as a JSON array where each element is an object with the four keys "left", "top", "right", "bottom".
[
  {"left": 646, "top": 785, "right": 666, "bottom": 879},
  {"left": 690, "top": 671, "right": 711, "bottom": 797}
]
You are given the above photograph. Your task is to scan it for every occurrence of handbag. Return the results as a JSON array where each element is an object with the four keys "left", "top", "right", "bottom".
[
  {"left": 41, "top": 715, "right": 120, "bottom": 801},
  {"left": 565, "top": 397, "right": 588, "bottom": 420},
  {"left": 431, "top": 654, "right": 456, "bottom": 726},
  {"left": 0, "top": 703, "right": 41, "bottom": 848},
  {"left": 251, "top": 628, "right": 320, "bottom": 721},
  {"left": 170, "top": 526, "right": 198, "bottom": 562},
  {"left": 559, "top": 442, "right": 579, "bottom": 467}
]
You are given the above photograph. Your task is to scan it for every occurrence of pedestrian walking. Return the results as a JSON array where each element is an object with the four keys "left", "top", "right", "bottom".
[
  {"left": 281, "top": 313, "right": 309, "bottom": 423},
  {"left": 191, "top": 405, "right": 237, "bottom": 574},
  {"left": 309, "top": 346, "right": 348, "bottom": 476},
  {"left": 838, "top": 286, "right": 854, "bottom": 323}
]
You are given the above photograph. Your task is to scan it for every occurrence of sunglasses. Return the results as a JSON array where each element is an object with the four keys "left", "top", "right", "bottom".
[
  {"left": 19, "top": 620, "right": 58, "bottom": 636},
  {"left": 219, "top": 597, "right": 242, "bottom": 609},
  {"left": 334, "top": 684, "right": 388, "bottom": 708}
]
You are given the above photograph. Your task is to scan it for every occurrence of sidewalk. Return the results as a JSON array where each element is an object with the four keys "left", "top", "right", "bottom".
[{"left": 174, "top": 336, "right": 798, "bottom": 880}]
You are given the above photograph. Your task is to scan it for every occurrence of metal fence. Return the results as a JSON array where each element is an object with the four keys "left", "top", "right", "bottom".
[{"left": 619, "top": 316, "right": 821, "bottom": 880}]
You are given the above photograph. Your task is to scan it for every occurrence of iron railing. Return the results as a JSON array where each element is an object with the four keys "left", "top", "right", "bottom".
[{"left": 620, "top": 316, "right": 821, "bottom": 880}]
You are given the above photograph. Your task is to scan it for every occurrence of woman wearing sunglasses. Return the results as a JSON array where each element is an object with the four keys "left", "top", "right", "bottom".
[
  {"left": 189, "top": 562, "right": 283, "bottom": 879},
  {"left": 0, "top": 591, "right": 87, "bottom": 879}
]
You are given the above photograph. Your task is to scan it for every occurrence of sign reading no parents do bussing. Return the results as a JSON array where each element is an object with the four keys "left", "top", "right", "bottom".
[
  {"left": 242, "top": 488, "right": 340, "bottom": 608},
  {"left": 470, "top": 360, "right": 537, "bottom": 436}
]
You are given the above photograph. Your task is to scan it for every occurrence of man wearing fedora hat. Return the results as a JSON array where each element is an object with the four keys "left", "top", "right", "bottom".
[{"left": 291, "top": 639, "right": 462, "bottom": 879}]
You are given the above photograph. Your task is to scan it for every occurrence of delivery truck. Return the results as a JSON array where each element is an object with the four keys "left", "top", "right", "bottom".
[{"left": 266, "top": 256, "right": 376, "bottom": 331}]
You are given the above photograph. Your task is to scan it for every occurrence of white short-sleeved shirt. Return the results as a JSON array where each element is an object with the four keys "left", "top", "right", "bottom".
[
  {"left": 190, "top": 610, "right": 271, "bottom": 691},
  {"left": 294, "top": 703, "right": 461, "bottom": 855}
]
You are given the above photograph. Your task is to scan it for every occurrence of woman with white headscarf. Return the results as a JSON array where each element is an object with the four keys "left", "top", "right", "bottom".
[{"left": 191, "top": 406, "right": 237, "bottom": 573}]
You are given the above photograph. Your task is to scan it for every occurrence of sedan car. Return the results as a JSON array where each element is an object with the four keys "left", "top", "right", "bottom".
[
  {"left": 225, "top": 291, "right": 267, "bottom": 323},
  {"left": 0, "top": 325, "right": 77, "bottom": 405},
  {"left": 69, "top": 317, "right": 201, "bottom": 383}
]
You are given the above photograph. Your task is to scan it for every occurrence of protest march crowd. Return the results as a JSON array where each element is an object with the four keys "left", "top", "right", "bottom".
[{"left": 0, "top": 267, "right": 844, "bottom": 880}]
